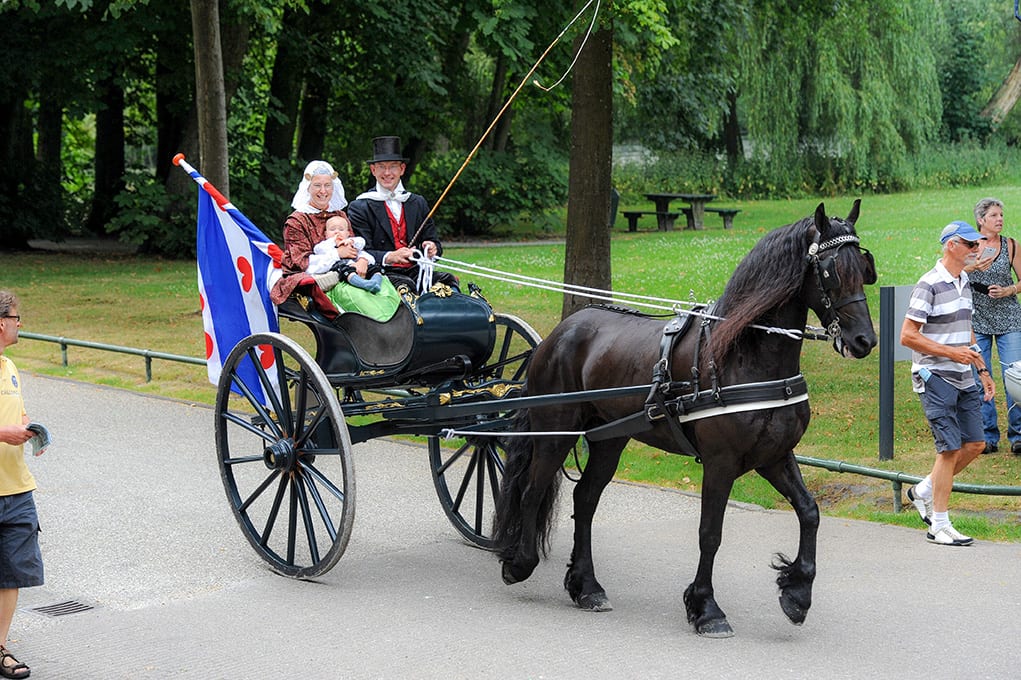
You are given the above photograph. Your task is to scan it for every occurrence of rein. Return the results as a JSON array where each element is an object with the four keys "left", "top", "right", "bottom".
[{"left": 428, "top": 254, "right": 827, "bottom": 343}]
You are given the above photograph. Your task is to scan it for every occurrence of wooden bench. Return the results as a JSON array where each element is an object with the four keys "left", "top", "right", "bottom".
[
  {"left": 622, "top": 210, "right": 680, "bottom": 232},
  {"left": 680, "top": 207, "right": 741, "bottom": 230}
]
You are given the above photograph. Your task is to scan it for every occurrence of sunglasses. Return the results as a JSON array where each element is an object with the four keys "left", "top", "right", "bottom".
[{"left": 955, "top": 238, "right": 981, "bottom": 249}]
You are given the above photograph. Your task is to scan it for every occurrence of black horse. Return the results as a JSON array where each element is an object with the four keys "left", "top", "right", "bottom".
[{"left": 493, "top": 201, "right": 877, "bottom": 637}]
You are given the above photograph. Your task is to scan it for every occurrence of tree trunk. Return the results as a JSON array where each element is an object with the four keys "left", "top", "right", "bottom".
[
  {"left": 85, "top": 78, "right": 126, "bottom": 235},
  {"left": 155, "top": 22, "right": 192, "bottom": 185},
  {"left": 561, "top": 22, "right": 613, "bottom": 320},
  {"left": 723, "top": 89, "right": 743, "bottom": 165},
  {"left": 296, "top": 74, "right": 328, "bottom": 166},
  {"left": 0, "top": 94, "right": 31, "bottom": 248},
  {"left": 261, "top": 10, "right": 307, "bottom": 176},
  {"left": 980, "top": 54, "right": 1021, "bottom": 125},
  {"left": 190, "top": 0, "right": 229, "bottom": 194},
  {"left": 483, "top": 54, "right": 509, "bottom": 151},
  {"left": 36, "top": 94, "right": 63, "bottom": 171}
]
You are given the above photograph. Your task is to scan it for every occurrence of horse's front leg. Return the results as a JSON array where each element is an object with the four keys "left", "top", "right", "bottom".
[
  {"left": 564, "top": 439, "right": 625, "bottom": 612},
  {"left": 684, "top": 468, "right": 735, "bottom": 638},
  {"left": 756, "top": 452, "right": 818, "bottom": 625}
]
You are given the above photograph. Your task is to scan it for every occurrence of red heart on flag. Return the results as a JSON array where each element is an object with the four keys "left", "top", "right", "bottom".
[
  {"left": 205, "top": 332, "right": 214, "bottom": 360},
  {"left": 258, "top": 344, "right": 275, "bottom": 370},
  {"left": 237, "top": 256, "right": 254, "bottom": 292}
]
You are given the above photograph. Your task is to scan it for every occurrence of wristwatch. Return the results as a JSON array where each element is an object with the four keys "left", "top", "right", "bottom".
[{"left": 977, "top": 368, "right": 990, "bottom": 375}]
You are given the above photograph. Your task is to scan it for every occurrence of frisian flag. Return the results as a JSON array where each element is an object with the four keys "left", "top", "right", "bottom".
[{"left": 174, "top": 154, "right": 283, "bottom": 406}]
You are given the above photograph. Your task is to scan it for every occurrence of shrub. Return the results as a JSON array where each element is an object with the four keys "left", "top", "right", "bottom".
[
  {"left": 107, "top": 172, "right": 194, "bottom": 257},
  {"left": 412, "top": 147, "right": 568, "bottom": 238}
]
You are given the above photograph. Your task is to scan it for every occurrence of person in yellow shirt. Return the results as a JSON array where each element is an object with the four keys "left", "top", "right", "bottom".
[{"left": 0, "top": 291, "right": 42, "bottom": 679}]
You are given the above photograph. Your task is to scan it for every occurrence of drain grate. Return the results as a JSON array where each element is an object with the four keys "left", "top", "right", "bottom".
[{"left": 30, "top": 600, "right": 95, "bottom": 617}]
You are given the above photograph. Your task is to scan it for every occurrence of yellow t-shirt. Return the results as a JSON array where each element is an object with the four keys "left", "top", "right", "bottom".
[{"left": 0, "top": 355, "right": 36, "bottom": 495}]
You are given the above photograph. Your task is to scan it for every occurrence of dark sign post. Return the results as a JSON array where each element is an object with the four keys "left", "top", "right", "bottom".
[{"left": 878, "top": 285, "right": 916, "bottom": 460}]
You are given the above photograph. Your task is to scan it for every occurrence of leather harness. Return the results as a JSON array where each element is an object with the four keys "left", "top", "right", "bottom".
[{"left": 584, "top": 304, "right": 809, "bottom": 462}]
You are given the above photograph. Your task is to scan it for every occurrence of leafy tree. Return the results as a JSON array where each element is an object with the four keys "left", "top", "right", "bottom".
[{"left": 738, "top": 0, "right": 943, "bottom": 193}]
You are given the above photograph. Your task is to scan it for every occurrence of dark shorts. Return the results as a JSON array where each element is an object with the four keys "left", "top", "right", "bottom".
[
  {"left": 0, "top": 491, "right": 44, "bottom": 589},
  {"left": 917, "top": 374, "right": 984, "bottom": 453}
]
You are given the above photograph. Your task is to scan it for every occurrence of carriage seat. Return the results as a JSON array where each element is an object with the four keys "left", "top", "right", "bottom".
[
  {"left": 278, "top": 280, "right": 496, "bottom": 382},
  {"left": 277, "top": 283, "right": 415, "bottom": 376},
  {"left": 332, "top": 302, "right": 415, "bottom": 366}
]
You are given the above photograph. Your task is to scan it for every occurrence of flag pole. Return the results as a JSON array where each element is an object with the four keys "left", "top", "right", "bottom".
[{"left": 173, "top": 153, "right": 231, "bottom": 210}]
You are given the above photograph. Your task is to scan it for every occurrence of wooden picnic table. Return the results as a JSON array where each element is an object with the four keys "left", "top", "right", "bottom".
[{"left": 645, "top": 192, "right": 717, "bottom": 230}]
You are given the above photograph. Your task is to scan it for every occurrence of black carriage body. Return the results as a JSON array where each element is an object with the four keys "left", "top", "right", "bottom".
[{"left": 278, "top": 288, "right": 497, "bottom": 387}]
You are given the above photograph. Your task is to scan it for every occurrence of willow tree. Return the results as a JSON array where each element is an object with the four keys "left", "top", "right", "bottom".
[{"left": 739, "top": 0, "right": 943, "bottom": 192}]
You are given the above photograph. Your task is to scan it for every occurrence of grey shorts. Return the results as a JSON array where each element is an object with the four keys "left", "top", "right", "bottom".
[
  {"left": 0, "top": 491, "right": 44, "bottom": 589},
  {"left": 917, "top": 373, "right": 984, "bottom": 453}
]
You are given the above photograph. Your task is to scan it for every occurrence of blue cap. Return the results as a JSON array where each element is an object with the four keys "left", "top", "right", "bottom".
[{"left": 939, "top": 220, "right": 985, "bottom": 244}]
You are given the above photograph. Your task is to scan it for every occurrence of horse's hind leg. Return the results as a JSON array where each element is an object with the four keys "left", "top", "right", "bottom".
[
  {"left": 756, "top": 453, "right": 819, "bottom": 626},
  {"left": 684, "top": 469, "right": 736, "bottom": 638},
  {"left": 500, "top": 438, "right": 570, "bottom": 585},
  {"left": 564, "top": 438, "right": 626, "bottom": 612}
]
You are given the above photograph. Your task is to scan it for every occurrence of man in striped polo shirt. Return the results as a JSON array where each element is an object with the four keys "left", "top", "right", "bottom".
[{"left": 900, "top": 221, "right": 995, "bottom": 546}]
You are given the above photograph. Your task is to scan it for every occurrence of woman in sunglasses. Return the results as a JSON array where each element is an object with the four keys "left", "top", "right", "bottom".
[{"left": 966, "top": 198, "right": 1021, "bottom": 455}]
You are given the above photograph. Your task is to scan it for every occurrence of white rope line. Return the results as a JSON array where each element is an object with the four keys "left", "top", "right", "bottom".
[
  {"left": 416, "top": 252, "right": 434, "bottom": 292},
  {"left": 441, "top": 428, "right": 585, "bottom": 439},
  {"left": 412, "top": 249, "right": 828, "bottom": 340},
  {"left": 438, "top": 392, "right": 810, "bottom": 440},
  {"left": 432, "top": 254, "right": 698, "bottom": 309},
  {"left": 533, "top": 0, "right": 600, "bottom": 92},
  {"left": 413, "top": 253, "right": 818, "bottom": 340}
]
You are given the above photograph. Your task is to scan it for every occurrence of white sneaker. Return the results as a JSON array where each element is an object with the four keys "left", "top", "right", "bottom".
[
  {"left": 927, "top": 524, "right": 974, "bottom": 546},
  {"left": 907, "top": 486, "right": 932, "bottom": 526}
]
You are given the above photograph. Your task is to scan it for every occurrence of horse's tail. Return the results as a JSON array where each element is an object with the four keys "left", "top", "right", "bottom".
[{"left": 493, "top": 408, "right": 561, "bottom": 561}]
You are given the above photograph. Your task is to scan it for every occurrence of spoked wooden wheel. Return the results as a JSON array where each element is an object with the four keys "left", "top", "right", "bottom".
[
  {"left": 214, "top": 332, "right": 355, "bottom": 578},
  {"left": 428, "top": 313, "right": 542, "bottom": 548}
]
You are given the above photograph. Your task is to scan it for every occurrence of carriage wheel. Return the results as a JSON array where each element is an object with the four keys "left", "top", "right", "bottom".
[
  {"left": 428, "top": 313, "right": 542, "bottom": 548},
  {"left": 214, "top": 332, "right": 355, "bottom": 578}
]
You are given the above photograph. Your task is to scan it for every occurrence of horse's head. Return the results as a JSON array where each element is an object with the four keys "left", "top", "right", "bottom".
[{"left": 804, "top": 199, "right": 877, "bottom": 358}]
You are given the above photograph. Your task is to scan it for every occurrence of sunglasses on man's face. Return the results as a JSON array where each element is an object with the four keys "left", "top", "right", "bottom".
[{"left": 956, "top": 239, "right": 981, "bottom": 249}]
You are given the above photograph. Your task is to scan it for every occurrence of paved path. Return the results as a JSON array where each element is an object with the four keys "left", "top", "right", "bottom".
[{"left": 11, "top": 375, "right": 1021, "bottom": 678}]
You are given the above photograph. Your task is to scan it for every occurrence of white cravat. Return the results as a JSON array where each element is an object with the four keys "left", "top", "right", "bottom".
[{"left": 357, "top": 181, "right": 411, "bottom": 219}]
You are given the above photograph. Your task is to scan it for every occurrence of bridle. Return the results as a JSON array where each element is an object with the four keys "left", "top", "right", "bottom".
[{"left": 807, "top": 231, "right": 875, "bottom": 355}]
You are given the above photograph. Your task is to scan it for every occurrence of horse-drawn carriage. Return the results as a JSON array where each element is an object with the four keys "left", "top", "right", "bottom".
[{"left": 186, "top": 151, "right": 878, "bottom": 635}]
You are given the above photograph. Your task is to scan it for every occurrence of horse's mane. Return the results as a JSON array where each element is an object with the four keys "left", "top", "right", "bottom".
[{"left": 707, "top": 217, "right": 816, "bottom": 363}]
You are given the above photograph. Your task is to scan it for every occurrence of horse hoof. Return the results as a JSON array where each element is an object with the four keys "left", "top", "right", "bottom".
[
  {"left": 779, "top": 593, "right": 808, "bottom": 625},
  {"left": 696, "top": 618, "right": 734, "bottom": 638},
  {"left": 576, "top": 591, "right": 613, "bottom": 612},
  {"left": 501, "top": 561, "right": 522, "bottom": 585}
]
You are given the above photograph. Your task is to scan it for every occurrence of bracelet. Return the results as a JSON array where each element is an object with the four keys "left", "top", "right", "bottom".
[{"left": 978, "top": 368, "right": 990, "bottom": 375}]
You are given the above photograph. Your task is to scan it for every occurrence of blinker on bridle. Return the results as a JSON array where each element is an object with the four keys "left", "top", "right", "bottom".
[{"left": 807, "top": 231, "right": 875, "bottom": 354}]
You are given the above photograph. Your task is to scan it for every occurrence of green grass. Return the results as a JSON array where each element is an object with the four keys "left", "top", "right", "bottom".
[{"left": 6, "top": 184, "right": 1021, "bottom": 541}]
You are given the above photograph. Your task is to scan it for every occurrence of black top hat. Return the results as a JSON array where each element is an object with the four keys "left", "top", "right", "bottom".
[{"left": 366, "top": 136, "right": 408, "bottom": 164}]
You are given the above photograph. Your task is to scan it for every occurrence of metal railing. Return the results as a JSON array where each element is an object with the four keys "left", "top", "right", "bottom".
[
  {"left": 18, "top": 331, "right": 1021, "bottom": 509},
  {"left": 18, "top": 331, "right": 205, "bottom": 382},
  {"left": 796, "top": 455, "right": 1021, "bottom": 513}
]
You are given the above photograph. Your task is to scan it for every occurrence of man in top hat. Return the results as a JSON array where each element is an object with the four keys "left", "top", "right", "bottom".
[
  {"left": 900, "top": 220, "right": 995, "bottom": 546},
  {"left": 347, "top": 136, "right": 459, "bottom": 294}
]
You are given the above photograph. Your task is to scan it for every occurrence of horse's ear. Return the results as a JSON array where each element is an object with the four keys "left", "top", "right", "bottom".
[
  {"left": 846, "top": 198, "right": 861, "bottom": 226},
  {"left": 814, "top": 203, "right": 827, "bottom": 232}
]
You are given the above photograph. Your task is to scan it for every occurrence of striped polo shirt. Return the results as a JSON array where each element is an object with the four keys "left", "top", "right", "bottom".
[{"left": 904, "top": 259, "right": 977, "bottom": 393}]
